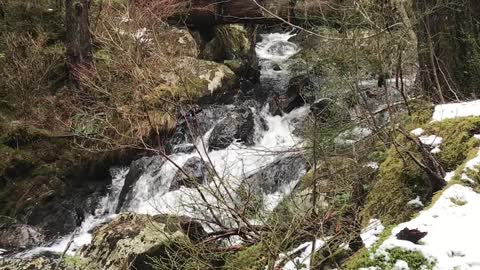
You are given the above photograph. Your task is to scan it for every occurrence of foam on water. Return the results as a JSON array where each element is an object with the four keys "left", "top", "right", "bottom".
[{"left": 22, "top": 167, "right": 128, "bottom": 257}]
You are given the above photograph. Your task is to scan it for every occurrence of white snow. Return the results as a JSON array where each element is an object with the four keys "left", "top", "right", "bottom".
[
  {"left": 360, "top": 219, "right": 385, "bottom": 249},
  {"left": 366, "top": 162, "right": 379, "bottom": 170},
  {"left": 432, "top": 100, "right": 480, "bottom": 122},
  {"left": 410, "top": 128, "right": 425, "bottom": 137},
  {"left": 375, "top": 184, "right": 480, "bottom": 269},
  {"left": 461, "top": 148, "right": 480, "bottom": 184},
  {"left": 444, "top": 171, "right": 456, "bottom": 182},
  {"left": 393, "top": 260, "right": 410, "bottom": 270},
  {"left": 406, "top": 196, "right": 424, "bottom": 208},
  {"left": 418, "top": 135, "right": 443, "bottom": 147},
  {"left": 270, "top": 239, "right": 325, "bottom": 270}
]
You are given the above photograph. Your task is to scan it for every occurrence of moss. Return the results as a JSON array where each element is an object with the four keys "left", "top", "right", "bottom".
[
  {"left": 345, "top": 226, "right": 434, "bottom": 269},
  {"left": 62, "top": 256, "right": 94, "bottom": 270},
  {"left": 223, "top": 244, "right": 268, "bottom": 270},
  {"left": 427, "top": 117, "right": 480, "bottom": 171},
  {"left": 361, "top": 110, "right": 480, "bottom": 226},
  {"left": 346, "top": 248, "right": 434, "bottom": 269},
  {"left": 361, "top": 144, "right": 426, "bottom": 225}
]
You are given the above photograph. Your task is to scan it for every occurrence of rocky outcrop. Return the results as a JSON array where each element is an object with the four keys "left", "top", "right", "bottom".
[
  {"left": 268, "top": 74, "right": 320, "bottom": 115},
  {"left": 201, "top": 24, "right": 259, "bottom": 81},
  {"left": 116, "top": 156, "right": 164, "bottom": 213},
  {"left": 170, "top": 157, "right": 211, "bottom": 190},
  {"left": 245, "top": 153, "right": 306, "bottom": 194},
  {"left": 208, "top": 106, "right": 255, "bottom": 150},
  {"left": 80, "top": 213, "right": 205, "bottom": 270},
  {"left": 0, "top": 224, "right": 45, "bottom": 250}
]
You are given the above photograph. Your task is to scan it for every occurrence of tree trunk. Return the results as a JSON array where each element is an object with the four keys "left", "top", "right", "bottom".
[
  {"left": 65, "top": 0, "right": 93, "bottom": 79},
  {"left": 414, "top": 0, "right": 480, "bottom": 102}
]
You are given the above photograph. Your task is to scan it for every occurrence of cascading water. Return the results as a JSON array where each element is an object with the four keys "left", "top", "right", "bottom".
[{"left": 24, "top": 31, "right": 308, "bottom": 256}]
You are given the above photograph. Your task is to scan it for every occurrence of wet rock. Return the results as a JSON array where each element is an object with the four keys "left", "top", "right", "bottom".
[
  {"left": 80, "top": 213, "right": 205, "bottom": 270},
  {"left": 167, "top": 105, "right": 230, "bottom": 149},
  {"left": 198, "top": 24, "right": 259, "bottom": 81},
  {"left": 268, "top": 74, "right": 319, "bottom": 115},
  {"left": 0, "top": 224, "right": 45, "bottom": 250},
  {"left": 309, "top": 98, "right": 351, "bottom": 124},
  {"left": 245, "top": 154, "right": 306, "bottom": 194},
  {"left": 170, "top": 157, "right": 211, "bottom": 190},
  {"left": 116, "top": 156, "right": 164, "bottom": 213},
  {"left": 208, "top": 106, "right": 255, "bottom": 150},
  {"left": 272, "top": 63, "right": 282, "bottom": 71}
]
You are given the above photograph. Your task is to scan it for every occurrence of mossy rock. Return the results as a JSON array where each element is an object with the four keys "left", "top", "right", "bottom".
[
  {"left": 80, "top": 213, "right": 209, "bottom": 270},
  {"left": 223, "top": 244, "right": 268, "bottom": 270},
  {"left": 361, "top": 110, "right": 480, "bottom": 225}
]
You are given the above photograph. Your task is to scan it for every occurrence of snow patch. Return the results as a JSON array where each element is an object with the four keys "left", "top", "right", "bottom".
[
  {"left": 270, "top": 239, "right": 325, "bottom": 270},
  {"left": 461, "top": 148, "right": 480, "bottom": 183},
  {"left": 418, "top": 135, "right": 443, "bottom": 147},
  {"left": 444, "top": 171, "right": 456, "bottom": 182},
  {"left": 432, "top": 100, "right": 480, "bottom": 121},
  {"left": 410, "top": 128, "right": 424, "bottom": 137},
  {"left": 361, "top": 219, "right": 385, "bottom": 249},
  {"left": 376, "top": 184, "right": 480, "bottom": 269},
  {"left": 406, "top": 196, "right": 424, "bottom": 208}
]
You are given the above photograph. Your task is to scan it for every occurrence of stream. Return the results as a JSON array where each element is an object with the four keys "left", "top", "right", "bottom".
[{"left": 24, "top": 31, "right": 309, "bottom": 257}]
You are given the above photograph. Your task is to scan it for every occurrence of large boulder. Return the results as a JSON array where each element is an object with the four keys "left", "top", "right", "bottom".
[
  {"left": 80, "top": 213, "right": 205, "bottom": 270},
  {"left": 116, "top": 156, "right": 165, "bottom": 213},
  {"left": 0, "top": 224, "right": 45, "bottom": 250},
  {"left": 246, "top": 154, "right": 307, "bottom": 194},
  {"left": 170, "top": 157, "right": 211, "bottom": 191},
  {"left": 268, "top": 74, "right": 320, "bottom": 116},
  {"left": 208, "top": 106, "right": 255, "bottom": 150},
  {"left": 200, "top": 24, "right": 259, "bottom": 81}
]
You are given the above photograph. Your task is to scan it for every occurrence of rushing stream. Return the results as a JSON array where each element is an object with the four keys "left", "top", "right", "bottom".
[{"left": 25, "top": 31, "right": 308, "bottom": 257}]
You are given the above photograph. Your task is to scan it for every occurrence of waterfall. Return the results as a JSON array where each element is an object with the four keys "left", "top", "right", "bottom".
[{"left": 23, "top": 31, "right": 308, "bottom": 256}]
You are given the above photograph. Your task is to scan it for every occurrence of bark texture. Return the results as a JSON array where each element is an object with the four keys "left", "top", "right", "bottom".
[
  {"left": 415, "top": 0, "right": 480, "bottom": 102},
  {"left": 65, "top": 0, "right": 93, "bottom": 73}
]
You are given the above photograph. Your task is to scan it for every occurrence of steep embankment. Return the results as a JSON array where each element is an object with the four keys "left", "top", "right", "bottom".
[{"left": 349, "top": 100, "right": 480, "bottom": 269}]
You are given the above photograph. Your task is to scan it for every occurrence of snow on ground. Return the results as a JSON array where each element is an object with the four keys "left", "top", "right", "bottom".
[
  {"left": 418, "top": 135, "right": 443, "bottom": 147},
  {"left": 432, "top": 100, "right": 480, "bottom": 122},
  {"left": 375, "top": 184, "right": 480, "bottom": 270},
  {"left": 270, "top": 239, "right": 325, "bottom": 270},
  {"left": 444, "top": 171, "right": 456, "bottom": 182},
  {"left": 360, "top": 219, "right": 385, "bottom": 249},
  {"left": 406, "top": 196, "right": 424, "bottom": 208},
  {"left": 410, "top": 128, "right": 425, "bottom": 137},
  {"left": 461, "top": 148, "right": 480, "bottom": 184}
]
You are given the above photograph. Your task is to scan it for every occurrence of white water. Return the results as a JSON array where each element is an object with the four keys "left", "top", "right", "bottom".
[
  {"left": 24, "top": 167, "right": 128, "bottom": 256},
  {"left": 23, "top": 31, "right": 307, "bottom": 256},
  {"left": 256, "top": 32, "right": 299, "bottom": 86}
]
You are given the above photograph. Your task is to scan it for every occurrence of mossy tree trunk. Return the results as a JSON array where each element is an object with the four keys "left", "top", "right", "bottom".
[
  {"left": 414, "top": 0, "right": 480, "bottom": 102},
  {"left": 65, "top": 0, "right": 93, "bottom": 81}
]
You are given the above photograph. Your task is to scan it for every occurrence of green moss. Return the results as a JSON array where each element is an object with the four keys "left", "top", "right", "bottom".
[
  {"left": 361, "top": 144, "right": 426, "bottom": 225},
  {"left": 223, "top": 244, "right": 268, "bottom": 270},
  {"left": 427, "top": 117, "right": 480, "bottom": 171},
  {"left": 345, "top": 226, "right": 434, "bottom": 269},
  {"left": 361, "top": 109, "right": 480, "bottom": 226}
]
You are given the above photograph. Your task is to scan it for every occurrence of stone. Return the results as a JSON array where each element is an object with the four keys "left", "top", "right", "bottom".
[
  {"left": 268, "top": 74, "right": 320, "bottom": 116},
  {"left": 80, "top": 213, "right": 205, "bottom": 270},
  {"left": 245, "top": 154, "right": 306, "bottom": 194},
  {"left": 116, "top": 156, "right": 164, "bottom": 213},
  {"left": 170, "top": 157, "right": 211, "bottom": 190},
  {"left": 0, "top": 224, "right": 45, "bottom": 250},
  {"left": 208, "top": 106, "right": 255, "bottom": 150}
]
